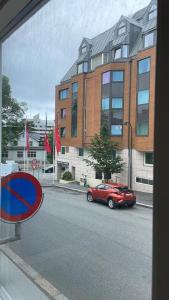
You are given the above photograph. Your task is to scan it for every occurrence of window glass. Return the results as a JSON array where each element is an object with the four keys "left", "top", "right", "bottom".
[
  {"left": 137, "top": 104, "right": 149, "bottom": 135},
  {"left": 122, "top": 45, "right": 128, "bottom": 57},
  {"left": 72, "top": 82, "right": 78, "bottom": 93},
  {"left": 138, "top": 58, "right": 150, "bottom": 74},
  {"left": 114, "top": 48, "right": 121, "bottom": 59},
  {"left": 148, "top": 4, "right": 157, "bottom": 20},
  {"left": 61, "top": 108, "right": 67, "bottom": 119},
  {"left": 102, "top": 72, "right": 110, "bottom": 84},
  {"left": 112, "top": 110, "right": 123, "bottom": 124},
  {"left": 84, "top": 62, "right": 88, "bottom": 73},
  {"left": 112, "top": 71, "right": 124, "bottom": 82},
  {"left": 60, "top": 127, "right": 66, "bottom": 137},
  {"left": 77, "top": 63, "right": 83, "bottom": 73},
  {"left": 145, "top": 152, "right": 154, "bottom": 165},
  {"left": 78, "top": 148, "right": 84, "bottom": 156},
  {"left": 111, "top": 125, "right": 122, "bottom": 135},
  {"left": 112, "top": 98, "right": 123, "bottom": 108},
  {"left": 144, "top": 32, "right": 154, "bottom": 48},
  {"left": 17, "top": 151, "right": 23, "bottom": 158},
  {"left": 81, "top": 46, "right": 87, "bottom": 53},
  {"left": 138, "top": 90, "right": 149, "bottom": 104},
  {"left": 59, "top": 89, "right": 69, "bottom": 100},
  {"left": 61, "top": 146, "right": 65, "bottom": 154},
  {"left": 102, "top": 98, "right": 109, "bottom": 110}
]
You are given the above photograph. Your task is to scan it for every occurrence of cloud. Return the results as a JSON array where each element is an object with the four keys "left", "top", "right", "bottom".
[{"left": 2, "top": 0, "right": 150, "bottom": 120}]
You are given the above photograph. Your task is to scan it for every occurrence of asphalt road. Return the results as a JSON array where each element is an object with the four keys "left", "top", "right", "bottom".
[{"left": 7, "top": 187, "right": 152, "bottom": 300}]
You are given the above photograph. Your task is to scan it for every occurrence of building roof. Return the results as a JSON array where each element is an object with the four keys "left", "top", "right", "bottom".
[{"left": 61, "top": 0, "right": 157, "bottom": 83}]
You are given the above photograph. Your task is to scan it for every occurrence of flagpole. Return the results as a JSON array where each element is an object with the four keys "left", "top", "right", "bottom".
[{"left": 52, "top": 122, "right": 55, "bottom": 185}]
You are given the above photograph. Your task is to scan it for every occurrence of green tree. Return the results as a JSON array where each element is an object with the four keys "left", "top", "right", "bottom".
[
  {"left": 84, "top": 124, "right": 125, "bottom": 182},
  {"left": 2, "top": 75, "right": 28, "bottom": 152}
]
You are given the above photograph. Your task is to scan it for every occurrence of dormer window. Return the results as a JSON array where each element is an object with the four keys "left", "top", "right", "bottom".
[
  {"left": 144, "top": 31, "right": 154, "bottom": 48},
  {"left": 148, "top": 4, "right": 157, "bottom": 20},
  {"left": 77, "top": 62, "right": 88, "bottom": 74},
  {"left": 118, "top": 21, "right": 126, "bottom": 36},
  {"left": 81, "top": 45, "right": 87, "bottom": 54},
  {"left": 114, "top": 45, "right": 128, "bottom": 60}
]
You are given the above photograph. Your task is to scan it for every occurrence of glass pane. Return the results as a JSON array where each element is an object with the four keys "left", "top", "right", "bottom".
[
  {"left": 112, "top": 71, "right": 124, "bottom": 81},
  {"left": 84, "top": 62, "right": 88, "bottom": 72},
  {"left": 122, "top": 45, "right": 128, "bottom": 58},
  {"left": 112, "top": 98, "right": 123, "bottom": 108},
  {"left": 102, "top": 71, "right": 110, "bottom": 84},
  {"left": 145, "top": 152, "right": 154, "bottom": 164},
  {"left": 112, "top": 110, "right": 123, "bottom": 124},
  {"left": 102, "top": 98, "right": 109, "bottom": 110},
  {"left": 77, "top": 63, "right": 83, "bottom": 73},
  {"left": 72, "top": 82, "right": 78, "bottom": 93},
  {"left": 111, "top": 125, "right": 122, "bottom": 135},
  {"left": 138, "top": 90, "right": 149, "bottom": 104},
  {"left": 144, "top": 32, "right": 154, "bottom": 48},
  {"left": 138, "top": 58, "right": 150, "bottom": 74},
  {"left": 114, "top": 48, "right": 121, "bottom": 59}
]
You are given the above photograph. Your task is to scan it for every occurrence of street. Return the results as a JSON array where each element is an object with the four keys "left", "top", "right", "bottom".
[{"left": 7, "top": 187, "right": 152, "bottom": 300}]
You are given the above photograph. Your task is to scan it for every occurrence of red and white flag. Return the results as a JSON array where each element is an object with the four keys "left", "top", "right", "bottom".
[
  {"left": 25, "top": 120, "right": 30, "bottom": 152},
  {"left": 44, "top": 133, "right": 51, "bottom": 153},
  {"left": 55, "top": 127, "right": 61, "bottom": 153}
]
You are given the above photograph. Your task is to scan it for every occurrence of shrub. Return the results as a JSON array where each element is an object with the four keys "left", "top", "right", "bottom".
[{"left": 62, "top": 171, "right": 73, "bottom": 181}]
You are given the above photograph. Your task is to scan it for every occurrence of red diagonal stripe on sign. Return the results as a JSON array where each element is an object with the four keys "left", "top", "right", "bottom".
[{"left": 2, "top": 182, "right": 33, "bottom": 210}]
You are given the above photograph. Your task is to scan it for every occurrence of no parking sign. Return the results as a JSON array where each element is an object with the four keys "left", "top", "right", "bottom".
[{"left": 0, "top": 172, "right": 43, "bottom": 223}]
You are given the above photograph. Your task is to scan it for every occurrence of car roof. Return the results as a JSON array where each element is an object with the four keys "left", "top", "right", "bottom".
[{"left": 105, "top": 183, "right": 128, "bottom": 188}]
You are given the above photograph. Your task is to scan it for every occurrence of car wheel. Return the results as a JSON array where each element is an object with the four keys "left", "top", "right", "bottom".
[
  {"left": 87, "top": 193, "right": 94, "bottom": 202},
  {"left": 108, "top": 198, "right": 116, "bottom": 209}
]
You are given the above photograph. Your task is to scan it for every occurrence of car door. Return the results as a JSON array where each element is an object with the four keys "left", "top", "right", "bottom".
[{"left": 95, "top": 184, "right": 108, "bottom": 202}]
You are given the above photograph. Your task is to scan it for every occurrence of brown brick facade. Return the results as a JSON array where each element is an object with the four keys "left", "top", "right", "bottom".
[{"left": 55, "top": 47, "right": 156, "bottom": 151}]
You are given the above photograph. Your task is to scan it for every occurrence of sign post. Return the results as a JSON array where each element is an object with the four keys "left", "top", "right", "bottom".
[{"left": 0, "top": 172, "right": 43, "bottom": 244}]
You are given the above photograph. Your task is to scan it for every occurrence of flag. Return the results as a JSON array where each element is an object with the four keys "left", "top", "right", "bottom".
[
  {"left": 55, "top": 127, "right": 61, "bottom": 153},
  {"left": 25, "top": 120, "right": 30, "bottom": 152},
  {"left": 44, "top": 133, "right": 51, "bottom": 153}
]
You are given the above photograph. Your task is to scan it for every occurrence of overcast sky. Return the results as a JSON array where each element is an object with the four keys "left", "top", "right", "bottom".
[{"left": 2, "top": 0, "right": 150, "bottom": 120}]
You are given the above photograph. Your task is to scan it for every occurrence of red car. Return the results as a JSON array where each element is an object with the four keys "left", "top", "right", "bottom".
[{"left": 87, "top": 183, "right": 136, "bottom": 209}]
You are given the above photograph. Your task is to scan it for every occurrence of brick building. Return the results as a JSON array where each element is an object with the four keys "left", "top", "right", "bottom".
[{"left": 55, "top": 0, "right": 157, "bottom": 192}]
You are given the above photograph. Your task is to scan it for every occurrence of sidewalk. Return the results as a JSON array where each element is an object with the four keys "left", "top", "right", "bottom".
[{"left": 42, "top": 180, "right": 153, "bottom": 208}]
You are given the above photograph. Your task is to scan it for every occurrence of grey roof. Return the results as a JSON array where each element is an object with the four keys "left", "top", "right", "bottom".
[
  {"left": 61, "top": 62, "right": 77, "bottom": 82},
  {"left": 142, "top": 17, "right": 157, "bottom": 33},
  {"left": 61, "top": 0, "right": 156, "bottom": 83}
]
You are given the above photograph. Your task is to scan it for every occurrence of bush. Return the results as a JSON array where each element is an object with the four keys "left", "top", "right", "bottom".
[{"left": 62, "top": 171, "right": 73, "bottom": 181}]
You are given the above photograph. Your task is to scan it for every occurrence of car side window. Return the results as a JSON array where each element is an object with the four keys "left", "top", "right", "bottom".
[
  {"left": 97, "top": 184, "right": 105, "bottom": 190},
  {"left": 105, "top": 185, "right": 110, "bottom": 190}
]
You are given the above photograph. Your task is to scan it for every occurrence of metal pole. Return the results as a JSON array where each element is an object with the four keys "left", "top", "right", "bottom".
[{"left": 0, "top": 43, "right": 2, "bottom": 163}]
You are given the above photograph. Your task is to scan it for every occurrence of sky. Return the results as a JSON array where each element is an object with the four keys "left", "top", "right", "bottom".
[{"left": 2, "top": 0, "right": 150, "bottom": 120}]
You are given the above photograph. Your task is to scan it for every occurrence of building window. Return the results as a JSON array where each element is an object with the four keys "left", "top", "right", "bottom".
[
  {"left": 95, "top": 170, "right": 102, "bottom": 179},
  {"left": 112, "top": 98, "right": 123, "bottom": 109},
  {"left": 138, "top": 58, "right": 150, "bottom": 74},
  {"left": 111, "top": 125, "right": 122, "bottom": 136},
  {"left": 103, "top": 53, "right": 109, "bottom": 64},
  {"left": 112, "top": 71, "right": 124, "bottom": 82},
  {"left": 91, "top": 54, "right": 102, "bottom": 70},
  {"left": 13, "top": 141, "right": 18, "bottom": 146},
  {"left": 122, "top": 45, "right": 128, "bottom": 58},
  {"left": 144, "top": 32, "right": 154, "bottom": 48},
  {"left": 114, "top": 47, "right": 121, "bottom": 59},
  {"left": 28, "top": 151, "right": 36, "bottom": 158},
  {"left": 102, "top": 98, "right": 109, "bottom": 110},
  {"left": 138, "top": 90, "right": 149, "bottom": 104},
  {"left": 102, "top": 72, "right": 110, "bottom": 84},
  {"left": 81, "top": 45, "right": 87, "bottom": 54},
  {"left": 39, "top": 140, "right": 44, "bottom": 146},
  {"left": 17, "top": 151, "right": 23, "bottom": 158},
  {"left": 60, "top": 127, "right": 66, "bottom": 137},
  {"left": 144, "top": 152, "right": 154, "bottom": 165},
  {"left": 118, "top": 21, "right": 126, "bottom": 35},
  {"left": 78, "top": 148, "right": 84, "bottom": 156},
  {"left": 61, "top": 146, "right": 65, "bottom": 154},
  {"left": 2, "top": 151, "right": 8, "bottom": 158},
  {"left": 148, "top": 4, "right": 157, "bottom": 20},
  {"left": 59, "top": 89, "right": 69, "bottom": 100},
  {"left": 84, "top": 62, "right": 88, "bottom": 73},
  {"left": 61, "top": 108, "right": 67, "bottom": 119},
  {"left": 29, "top": 141, "right": 33, "bottom": 146},
  {"left": 71, "top": 82, "right": 78, "bottom": 137},
  {"left": 77, "top": 63, "right": 83, "bottom": 74},
  {"left": 66, "top": 146, "right": 69, "bottom": 153},
  {"left": 136, "top": 177, "right": 153, "bottom": 185}
]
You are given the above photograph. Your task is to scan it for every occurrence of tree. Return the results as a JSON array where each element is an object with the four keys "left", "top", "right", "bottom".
[
  {"left": 2, "top": 75, "right": 28, "bottom": 152},
  {"left": 84, "top": 124, "right": 125, "bottom": 182}
]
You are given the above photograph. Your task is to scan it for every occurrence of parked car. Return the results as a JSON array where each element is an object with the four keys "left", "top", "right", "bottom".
[
  {"left": 42, "top": 165, "right": 54, "bottom": 173},
  {"left": 87, "top": 183, "right": 136, "bottom": 209}
]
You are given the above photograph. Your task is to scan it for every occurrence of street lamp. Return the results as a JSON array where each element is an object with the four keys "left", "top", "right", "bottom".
[{"left": 123, "top": 121, "right": 132, "bottom": 190}]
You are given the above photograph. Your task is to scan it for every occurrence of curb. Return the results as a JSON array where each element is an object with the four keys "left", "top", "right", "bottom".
[{"left": 42, "top": 184, "right": 153, "bottom": 209}]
